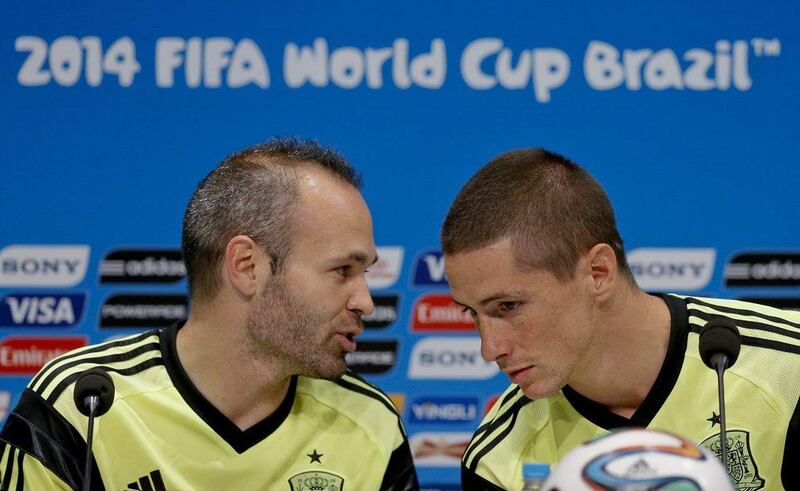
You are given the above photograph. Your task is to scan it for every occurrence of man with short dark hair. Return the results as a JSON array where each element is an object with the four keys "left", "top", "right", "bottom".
[
  {"left": 0, "top": 137, "right": 419, "bottom": 490},
  {"left": 443, "top": 148, "right": 799, "bottom": 490}
]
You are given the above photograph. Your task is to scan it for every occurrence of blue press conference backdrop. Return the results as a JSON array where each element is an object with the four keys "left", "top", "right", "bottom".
[{"left": 1, "top": 1, "right": 798, "bottom": 486}]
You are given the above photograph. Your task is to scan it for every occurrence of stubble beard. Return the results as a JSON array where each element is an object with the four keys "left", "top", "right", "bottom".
[{"left": 246, "top": 276, "right": 349, "bottom": 380}]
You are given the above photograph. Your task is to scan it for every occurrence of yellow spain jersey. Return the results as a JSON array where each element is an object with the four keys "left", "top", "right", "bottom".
[
  {"left": 462, "top": 295, "right": 800, "bottom": 491},
  {"left": 0, "top": 324, "right": 418, "bottom": 490}
]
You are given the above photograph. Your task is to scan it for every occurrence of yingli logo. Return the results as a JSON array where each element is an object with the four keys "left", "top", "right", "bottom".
[
  {"left": 411, "top": 293, "right": 474, "bottom": 332},
  {"left": 0, "top": 336, "right": 87, "bottom": 375}
]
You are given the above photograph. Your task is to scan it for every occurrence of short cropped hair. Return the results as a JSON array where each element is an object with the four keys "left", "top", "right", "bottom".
[
  {"left": 441, "top": 148, "right": 632, "bottom": 281},
  {"left": 182, "top": 137, "right": 361, "bottom": 303}
]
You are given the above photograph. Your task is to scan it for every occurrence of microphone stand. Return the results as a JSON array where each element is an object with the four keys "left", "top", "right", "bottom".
[
  {"left": 82, "top": 395, "right": 99, "bottom": 491},
  {"left": 712, "top": 353, "right": 729, "bottom": 473}
]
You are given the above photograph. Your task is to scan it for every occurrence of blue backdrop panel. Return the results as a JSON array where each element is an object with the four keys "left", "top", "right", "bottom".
[{"left": 1, "top": 1, "right": 798, "bottom": 486}]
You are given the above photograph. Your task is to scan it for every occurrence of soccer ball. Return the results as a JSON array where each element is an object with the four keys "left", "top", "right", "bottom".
[{"left": 542, "top": 428, "right": 733, "bottom": 491}]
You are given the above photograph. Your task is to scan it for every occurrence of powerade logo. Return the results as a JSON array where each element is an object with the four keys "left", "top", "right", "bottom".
[
  {"left": 365, "top": 246, "right": 404, "bottom": 289},
  {"left": 0, "top": 336, "right": 87, "bottom": 375},
  {"left": 100, "top": 294, "right": 188, "bottom": 328},
  {"left": 412, "top": 293, "right": 474, "bottom": 332},
  {"left": 0, "top": 245, "right": 90, "bottom": 287},
  {"left": 344, "top": 340, "right": 398, "bottom": 374},
  {"left": 412, "top": 250, "right": 447, "bottom": 287},
  {"left": 725, "top": 252, "right": 800, "bottom": 287},
  {"left": 408, "top": 337, "right": 498, "bottom": 380},
  {"left": 100, "top": 249, "right": 186, "bottom": 284},
  {"left": 0, "top": 293, "right": 86, "bottom": 327},
  {"left": 408, "top": 396, "right": 479, "bottom": 424},
  {"left": 362, "top": 295, "right": 400, "bottom": 329},
  {"left": 627, "top": 248, "right": 715, "bottom": 291}
]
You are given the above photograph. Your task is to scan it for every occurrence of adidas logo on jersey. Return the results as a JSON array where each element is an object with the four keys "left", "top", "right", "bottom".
[{"left": 125, "top": 469, "right": 166, "bottom": 491}]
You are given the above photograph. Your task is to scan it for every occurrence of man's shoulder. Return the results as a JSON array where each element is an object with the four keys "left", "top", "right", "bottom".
[
  {"left": 678, "top": 294, "right": 800, "bottom": 409},
  {"left": 463, "top": 384, "right": 542, "bottom": 463},
  {"left": 296, "top": 371, "right": 406, "bottom": 450},
  {"left": 462, "top": 384, "right": 547, "bottom": 489},
  {"left": 27, "top": 329, "right": 166, "bottom": 409},
  {"left": 678, "top": 294, "right": 800, "bottom": 360},
  {"left": 298, "top": 371, "right": 402, "bottom": 422},
  {"left": 678, "top": 294, "right": 800, "bottom": 322}
]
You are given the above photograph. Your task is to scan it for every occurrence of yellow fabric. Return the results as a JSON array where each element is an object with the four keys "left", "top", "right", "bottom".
[
  {"left": 10, "top": 329, "right": 406, "bottom": 490},
  {"left": 464, "top": 295, "right": 800, "bottom": 491}
]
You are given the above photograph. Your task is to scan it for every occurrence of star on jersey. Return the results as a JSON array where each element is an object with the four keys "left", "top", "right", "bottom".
[
  {"left": 707, "top": 411, "right": 721, "bottom": 427},
  {"left": 307, "top": 449, "right": 324, "bottom": 464}
]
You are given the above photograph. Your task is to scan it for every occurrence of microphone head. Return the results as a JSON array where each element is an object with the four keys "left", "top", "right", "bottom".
[
  {"left": 73, "top": 368, "right": 116, "bottom": 417},
  {"left": 699, "top": 317, "right": 742, "bottom": 370}
]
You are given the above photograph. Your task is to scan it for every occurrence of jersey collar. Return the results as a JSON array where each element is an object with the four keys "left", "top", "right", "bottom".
[
  {"left": 160, "top": 321, "right": 298, "bottom": 453},
  {"left": 562, "top": 293, "right": 689, "bottom": 429}
]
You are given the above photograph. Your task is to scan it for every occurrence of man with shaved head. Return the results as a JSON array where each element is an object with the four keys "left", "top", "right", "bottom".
[{"left": 443, "top": 147, "right": 800, "bottom": 490}]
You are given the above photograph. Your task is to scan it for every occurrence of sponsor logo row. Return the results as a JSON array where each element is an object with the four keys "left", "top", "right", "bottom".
[
  {"left": 0, "top": 335, "right": 498, "bottom": 380},
  {"left": 5, "top": 245, "right": 800, "bottom": 290},
  {"left": 3, "top": 289, "right": 799, "bottom": 330},
  {"left": 0, "top": 291, "right": 472, "bottom": 330}
]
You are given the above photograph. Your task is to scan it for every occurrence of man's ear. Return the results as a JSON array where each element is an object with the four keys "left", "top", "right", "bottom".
[
  {"left": 224, "top": 235, "right": 270, "bottom": 297},
  {"left": 583, "top": 243, "right": 618, "bottom": 302}
]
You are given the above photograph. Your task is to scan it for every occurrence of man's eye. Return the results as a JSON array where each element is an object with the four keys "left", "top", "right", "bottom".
[
  {"left": 498, "top": 301, "right": 519, "bottom": 312},
  {"left": 336, "top": 266, "right": 349, "bottom": 276},
  {"left": 461, "top": 306, "right": 476, "bottom": 317}
]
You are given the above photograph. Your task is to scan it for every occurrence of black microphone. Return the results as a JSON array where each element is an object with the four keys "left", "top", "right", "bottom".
[
  {"left": 73, "top": 368, "right": 115, "bottom": 491},
  {"left": 698, "top": 317, "right": 741, "bottom": 475}
]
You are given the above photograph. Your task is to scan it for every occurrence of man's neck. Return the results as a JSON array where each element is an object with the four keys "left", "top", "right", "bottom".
[
  {"left": 177, "top": 309, "right": 293, "bottom": 431},
  {"left": 568, "top": 287, "right": 672, "bottom": 417}
]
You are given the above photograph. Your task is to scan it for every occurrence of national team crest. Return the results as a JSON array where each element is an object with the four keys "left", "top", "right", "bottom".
[
  {"left": 288, "top": 470, "right": 345, "bottom": 491},
  {"left": 699, "top": 430, "right": 764, "bottom": 491}
]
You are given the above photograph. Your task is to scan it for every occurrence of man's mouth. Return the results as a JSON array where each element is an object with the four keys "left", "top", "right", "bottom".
[
  {"left": 505, "top": 365, "right": 535, "bottom": 383},
  {"left": 335, "top": 331, "right": 357, "bottom": 352}
]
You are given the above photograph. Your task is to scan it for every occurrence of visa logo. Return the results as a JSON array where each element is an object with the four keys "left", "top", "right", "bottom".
[
  {"left": 0, "top": 293, "right": 86, "bottom": 327},
  {"left": 409, "top": 397, "right": 479, "bottom": 423},
  {"left": 412, "top": 250, "right": 448, "bottom": 287}
]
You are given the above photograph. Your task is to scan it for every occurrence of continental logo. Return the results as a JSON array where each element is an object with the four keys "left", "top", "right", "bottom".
[
  {"left": 411, "top": 293, "right": 474, "bottom": 332},
  {"left": 0, "top": 292, "right": 86, "bottom": 327},
  {"left": 100, "top": 294, "right": 188, "bottom": 328},
  {"left": 0, "top": 245, "right": 90, "bottom": 287},
  {"left": 344, "top": 340, "right": 398, "bottom": 374},
  {"left": 409, "top": 432, "right": 471, "bottom": 467},
  {"left": 100, "top": 249, "right": 185, "bottom": 284},
  {"left": 362, "top": 294, "right": 400, "bottom": 329},
  {"left": 725, "top": 252, "right": 800, "bottom": 287},
  {"left": 0, "top": 336, "right": 87, "bottom": 375}
]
